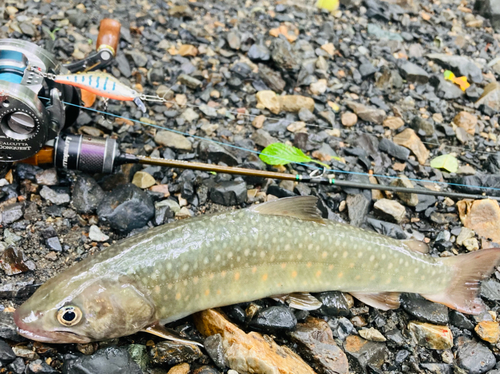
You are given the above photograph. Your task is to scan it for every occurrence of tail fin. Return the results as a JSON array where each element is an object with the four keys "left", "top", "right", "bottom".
[{"left": 421, "top": 248, "right": 500, "bottom": 315}]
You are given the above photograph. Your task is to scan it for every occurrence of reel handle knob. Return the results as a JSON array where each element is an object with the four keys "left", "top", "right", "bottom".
[{"left": 96, "top": 19, "right": 121, "bottom": 57}]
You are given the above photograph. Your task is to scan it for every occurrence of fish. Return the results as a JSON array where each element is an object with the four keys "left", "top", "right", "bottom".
[{"left": 14, "top": 196, "right": 500, "bottom": 344}]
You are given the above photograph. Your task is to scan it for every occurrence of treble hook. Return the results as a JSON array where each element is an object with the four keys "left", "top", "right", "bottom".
[{"left": 309, "top": 167, "right": 327, "bottom": 179}]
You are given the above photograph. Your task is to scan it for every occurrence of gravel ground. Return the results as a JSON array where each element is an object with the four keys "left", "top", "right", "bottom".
[{"left": 2, "top": 0, "right": 500, "bottom": 373}]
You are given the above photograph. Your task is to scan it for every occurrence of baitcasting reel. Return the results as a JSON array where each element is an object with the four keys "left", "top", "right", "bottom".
[
  {"left": 0, "top": 19, "right": 121, "bottom": 163},
  {"left": 0, "top": 39, "right": 79, "bottom": 162}
]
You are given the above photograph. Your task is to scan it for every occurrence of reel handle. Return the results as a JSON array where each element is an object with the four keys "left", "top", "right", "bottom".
[
  {"left": 96, "top": 18, "right": 121, "bottom": 57},
  {"left": 63, "top": 18, "right": 121, "bottom": 73}
]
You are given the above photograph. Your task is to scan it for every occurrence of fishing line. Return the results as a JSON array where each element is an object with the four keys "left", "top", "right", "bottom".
[{"left": 38, "top": 96, "right": 500, "bottom": 193}]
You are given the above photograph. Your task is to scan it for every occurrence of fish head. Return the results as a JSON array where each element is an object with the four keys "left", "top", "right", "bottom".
[{"left": 14, "top": 275, "right": 156, "bottom": 344}]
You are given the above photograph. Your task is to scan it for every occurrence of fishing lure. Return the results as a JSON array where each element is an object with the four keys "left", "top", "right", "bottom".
[{"left": 52, "top": 72, "right": 147, "bottom": 112}]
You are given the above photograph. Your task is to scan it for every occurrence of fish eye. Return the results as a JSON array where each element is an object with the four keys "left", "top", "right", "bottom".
[{"left": 57, "top": 306, "right": 82, "bottom": 326}]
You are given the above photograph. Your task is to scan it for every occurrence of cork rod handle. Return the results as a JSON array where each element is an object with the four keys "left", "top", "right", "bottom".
[{"left": 96, "top": 18, "right": 121, "bottom": 56}]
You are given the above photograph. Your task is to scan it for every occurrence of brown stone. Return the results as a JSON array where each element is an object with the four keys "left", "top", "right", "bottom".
[
  {"left": 252, "top": 115, "right": 266, "bottom": 129},
  {"left": 178, "top": 44, "right": 198, "bottom": 57},
  {"left": 193, "top": 309, "right": 316, "bottom": 374},
  {"left": 132, "top": 171, "right": 156, "bottom": 189},
  {"left": 289, "top": 317, "right": 349, "bottom": 374},
  {"left": 453, "top": 111, "right": 477, "bottom": 135},
  {"left": 150, "top": 184, "right": 170, "bottom": 197},
  {"left": 279, "top": 95, "right": 315, "bottom": 113},
  {"left": 344, "top": 336, "right": 386, "bottom": 370},
  {"left": 393, "top": 162, "right": 406, "bottom": 171},
  {"left": 310, "top": 79, "right": 327, "bottom": 95},
  {"left": 167, "top": 363, "right": 190, "bottom": 374},
  {"left": 341, "top": 112, "right": 358, "bottom": 127},
  {"left": 393, "top": 128, "right": 429, "bottom": 165},
  {"left": 408, "top": 321, "right": 453, "bottom": 350},
  {"left": 287, "top": 121, "right": 306, "bottom": 133},
  {"left": 256, "top": 91, "right": 281, "bottom": 114},
  {"left": 457, "top": 199, "right": 500, "bottom": 244},
  {"left": 345, "top": 101, "right": 386, "bottom": 125},
  {"left": 391, "top": 175, "right": 418, "bottom": 207},
  {"left": 383, "top": 116, "right": 405, "bottom": 130},
  {"left": 476, "top": 82, "right": 500, "bottom": 112},
  {"left": 369, "top": 176, "right": 384, "bottom": 200},
  {"left": 475, "top": 321, "right": 500, "bottom": 344},
  {"left": 321, "top": 43, "right": 335, "bottom": 56},
  {"left": 359, "top": 328, "right": 386, "bottom": 342}
]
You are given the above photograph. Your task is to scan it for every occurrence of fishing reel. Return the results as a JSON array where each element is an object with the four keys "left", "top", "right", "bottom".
[{"left": 0, "top": 19, "right": 121, "bottom": 163}]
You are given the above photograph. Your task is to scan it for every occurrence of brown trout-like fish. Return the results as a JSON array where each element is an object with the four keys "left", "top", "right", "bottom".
[{"left": 14, "top": 196, "right": 500, "bottom": 343}]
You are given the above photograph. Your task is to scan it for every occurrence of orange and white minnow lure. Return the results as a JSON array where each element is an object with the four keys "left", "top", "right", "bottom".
[{"left": 53, "top": 72, "right": 147, "bottom": 112}]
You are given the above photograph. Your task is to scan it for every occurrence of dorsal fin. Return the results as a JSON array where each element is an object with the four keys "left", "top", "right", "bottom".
[
  {"left": 251, "top": 196, "right": 324, "bottom": 223},
  {"left": 403, "top": 239, "right": 429, "bottom": 254}
]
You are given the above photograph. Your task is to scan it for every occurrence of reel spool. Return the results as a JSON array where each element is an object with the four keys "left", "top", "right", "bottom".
[{"left": 0, "top": 39, "right": 79, "bottom": 162}]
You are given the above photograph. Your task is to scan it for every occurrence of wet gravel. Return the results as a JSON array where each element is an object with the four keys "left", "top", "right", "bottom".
[{"left": 3, "top": 0, "right": 500, "bottom": 372}]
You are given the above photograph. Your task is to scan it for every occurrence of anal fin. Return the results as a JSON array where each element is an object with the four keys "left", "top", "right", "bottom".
[
  {"left": 271, "top": 292, "right": 323, "bottom": 311},
  {"left": 142, "top": 322, "right": 203, "bottom": 347},
  {"left": 349, "top": 292, "right": 401, "bottom": 311}
]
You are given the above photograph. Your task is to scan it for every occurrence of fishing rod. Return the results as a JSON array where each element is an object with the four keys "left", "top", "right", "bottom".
[
  {"left": 6, "top": 53, "right": 500, "bottom": 201},
  {"left": 20, "top": 133, "right": 500, "bottom": 202}
]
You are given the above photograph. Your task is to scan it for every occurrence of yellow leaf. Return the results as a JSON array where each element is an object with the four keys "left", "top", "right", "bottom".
[
  {"left": 316, "top": 0, "right": 340, "bottom": 11},
  {"left": 453, "top": 76, "right": 470, "bottom": 91}
]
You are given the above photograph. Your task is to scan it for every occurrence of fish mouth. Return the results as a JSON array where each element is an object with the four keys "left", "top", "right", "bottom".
[{"left": 14, "top": 309, "right": 91, "bottom": 344}]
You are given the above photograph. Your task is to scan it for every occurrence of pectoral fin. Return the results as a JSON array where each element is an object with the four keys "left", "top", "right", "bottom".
[
  {"left": 350, "top": 292, "right": 401, "bottom": 310},
  {"left": 142, "top": 322, "right": 204, "bottom": 347},
  {"left": 402, "top": 240, "right": 429, "bottom": 254},
  {"left": 251, "top": 196, "right": 325, "bottom": 224}
]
